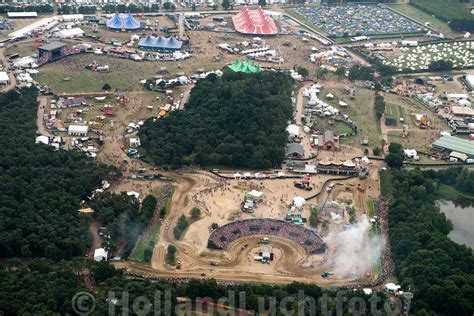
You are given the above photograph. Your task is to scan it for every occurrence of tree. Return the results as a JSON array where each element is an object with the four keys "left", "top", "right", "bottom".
[
  {"left": 385, "top": 142, "right": 404, "bottom": 169},
  {"left": 190, "top": 207, "right": 201, "bottom": 219},
  {"left": 102, "top": 83, "right": 111, "bottom": 91},
  {"left": 162, "top": 2, "right": 172, "bottom": 11},
  {"left": 374, "top": 94, "right": 386, "bottom": 120},
  {"left": 335, "top": 66, "right": 345, "bottom": 79},
  {"left": 428, "top": 60, "right": 454, "bottom": 72},
  {"left": 139, "top": 72, "right": 293, "bottom": 169},
  {"left": 222, "top": 0, "right": 230, "bottom": 10},
  {"left": 297, "top": 66, "right": 309, "bottom": 79},
  {"left": 373, "top": 147, "right": 381, "bottom": 156},
  {"left": 211, "top": 223, "right": 219, "bottom": 230},
  {"left": 192, "top": 3, "right": 196, "bottom": 11},
  {"left": 92, "top": 260, "right": 118, "bottom": 283},
  {"left": 258, "top": 0, "right": 267, "bottom": 7},
  {"left": 165, "top": 244, "right": 176, "bottom": 265},
  {"left": 173, "top": 214, "right": 189, "bottom": 239}
]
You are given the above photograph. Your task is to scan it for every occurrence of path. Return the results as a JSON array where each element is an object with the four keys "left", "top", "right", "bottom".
[
  {"left": 0, "top": 48, "right": 17, "bottom": 92},
  {"left": 36, "top": 96, "right": 51, "bottom": 136},
  {"left": 179, "top": 84, "right": 194, "bottom": 110},
  {"left": 88, "top": 219, "right": 102, "bottom": 257}
]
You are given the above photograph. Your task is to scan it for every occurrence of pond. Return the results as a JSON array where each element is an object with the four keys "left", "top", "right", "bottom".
[{"left": 437, "top": 200, "right": 474, "bottom": 250}]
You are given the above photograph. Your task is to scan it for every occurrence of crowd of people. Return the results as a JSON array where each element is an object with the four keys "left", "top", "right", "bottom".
[
  {"left": 207, "top": 218, "right": 326, "bottom": 255},
  {"left": 292, "top": 4, "right": 426, "bottom": 37}
]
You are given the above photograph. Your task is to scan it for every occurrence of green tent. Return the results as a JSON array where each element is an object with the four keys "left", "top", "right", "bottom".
[{"left": 228, "top": 59, "right": 262, "bottom": 73}]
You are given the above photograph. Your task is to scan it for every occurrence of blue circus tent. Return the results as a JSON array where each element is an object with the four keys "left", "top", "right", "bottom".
[
  {"left": 138, "top": 35, "right": 183, "bottom": 51},
  {"left": 106, "top": 13, "right": 141, "bottom": 30}
]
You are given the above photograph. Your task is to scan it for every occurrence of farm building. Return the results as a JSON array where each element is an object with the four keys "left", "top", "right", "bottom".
[
  {"left": 287, "top": 143, "right": 305, "bottom": 159},
  {"left": 106, "top": 13, "right": 141, "bottom": 31},
  {"left": 137, "top": 35, "right": 183, "bottom": 51},
  {"left": 318, "top": 130, "right": 340, "bottom": 151},
  {"left": 232, "top": 7, "right": 278, "bottom": 35},
  {"left": 432, "top": 135, "right": 474, "bottom": 159},
  {"left": 59, "top": 96, "right": 87, "bottom": 107}
]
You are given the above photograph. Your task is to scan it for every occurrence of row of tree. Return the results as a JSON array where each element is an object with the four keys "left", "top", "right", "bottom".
[
  {"left": 139, "top": 72, "right": 294, "bottom": 169},
  {"left": 386, "top": 168, "right": 474, "bottom": 314}
]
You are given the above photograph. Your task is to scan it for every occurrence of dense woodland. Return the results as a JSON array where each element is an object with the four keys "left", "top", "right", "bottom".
[
  {"left": 139, "top": 72, "right": 294, "bottom": 169},
  {"left": 386, "top": 168, "right": 474, "bottom": 315},
  {"left": 0, "top": 88, "right": 118, "bottom": 260}
]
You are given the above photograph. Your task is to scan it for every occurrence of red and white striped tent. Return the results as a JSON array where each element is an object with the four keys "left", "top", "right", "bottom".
[{"left": 232, "top": 7, "right": 278, "bottom": 36}]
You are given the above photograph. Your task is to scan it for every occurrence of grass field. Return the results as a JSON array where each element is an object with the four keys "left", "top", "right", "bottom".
[
  {"left": 385, "top": 103, "right": 404, "bottom": 126},
  {"left": 316, "top": 84, "right": 380, "bottom": 149},
  {"left": 379, "top": 171, "right": 393, "bottom": 197},
  {"left": 387, "top": 4, "right": 463, "bottom": 39}
]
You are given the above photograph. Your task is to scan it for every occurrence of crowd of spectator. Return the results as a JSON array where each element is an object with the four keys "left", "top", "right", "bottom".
[
  {"left": 207, "top": 218, "right": 326, "bottom": 254},
  {"left": 292, "top": 5, "right": 426, "bottom": 37}
]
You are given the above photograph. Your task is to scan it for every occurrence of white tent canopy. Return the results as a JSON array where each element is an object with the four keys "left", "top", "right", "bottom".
[
  {"left": 247, "top": 190, "right": 263, "bottom": 199},
  {"left": 293, "top": 196, "right": 306, "bottom": 208}
]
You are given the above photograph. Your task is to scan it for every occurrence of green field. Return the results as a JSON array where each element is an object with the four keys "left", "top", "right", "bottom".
[
  {"left": 380, "top": 171, "right": 393, "bottom": 197},
  {"left": 316, "top": 86, "right": 380, "bottom": 149},
  {"left": 385, "top": 103, "right": 404, "bottom": 126},
  {"left": 387, "top": 4, "right": 463, "bottom": 38}
]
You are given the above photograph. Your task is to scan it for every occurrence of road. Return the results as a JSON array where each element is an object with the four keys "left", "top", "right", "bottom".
[{"left": 0, "top": 48, "right": 17, "bottom": 92}]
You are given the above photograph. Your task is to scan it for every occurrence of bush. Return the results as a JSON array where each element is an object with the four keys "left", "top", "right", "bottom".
[
  {"left": 102, "top": 83, "right": 111, "bottom": 91},
  {"left": 165, "top": 244, "right": 176, "bottom": 265},
  {"left": 173, "top": 215, "right": 189, "bottom": 240},
  {"left": 373, "top": 147, "right": 382, "bottom": 156},
  {"left": 385, "top": 142, "right": 404, "bottom": 169},
  {"left": 190, "top": 207, "right": 201, "bottom": 219}
]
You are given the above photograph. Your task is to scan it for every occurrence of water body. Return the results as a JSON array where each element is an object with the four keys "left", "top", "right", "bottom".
[{"left": 437, "top": 200, "right": 474, "bottom": 250}]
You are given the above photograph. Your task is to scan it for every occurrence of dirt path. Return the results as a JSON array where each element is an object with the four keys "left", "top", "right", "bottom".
[
  {"left": 0, "top": 48, "right": 16, "bottom": 92},
  {"left": 296, "top": 81, "right": 313, "bottom": 124},
  {"left": 36, "top": 96, "right": 52, "bottom": 136},
  {"left": 88, "top": 219, "right": 102, "bottom": 257},
  {"left": 179, "top": 83, "right": 194, "bottom": 110},
  {"left": 152, "top": 175, "right": 197, "bottom": 269}
]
